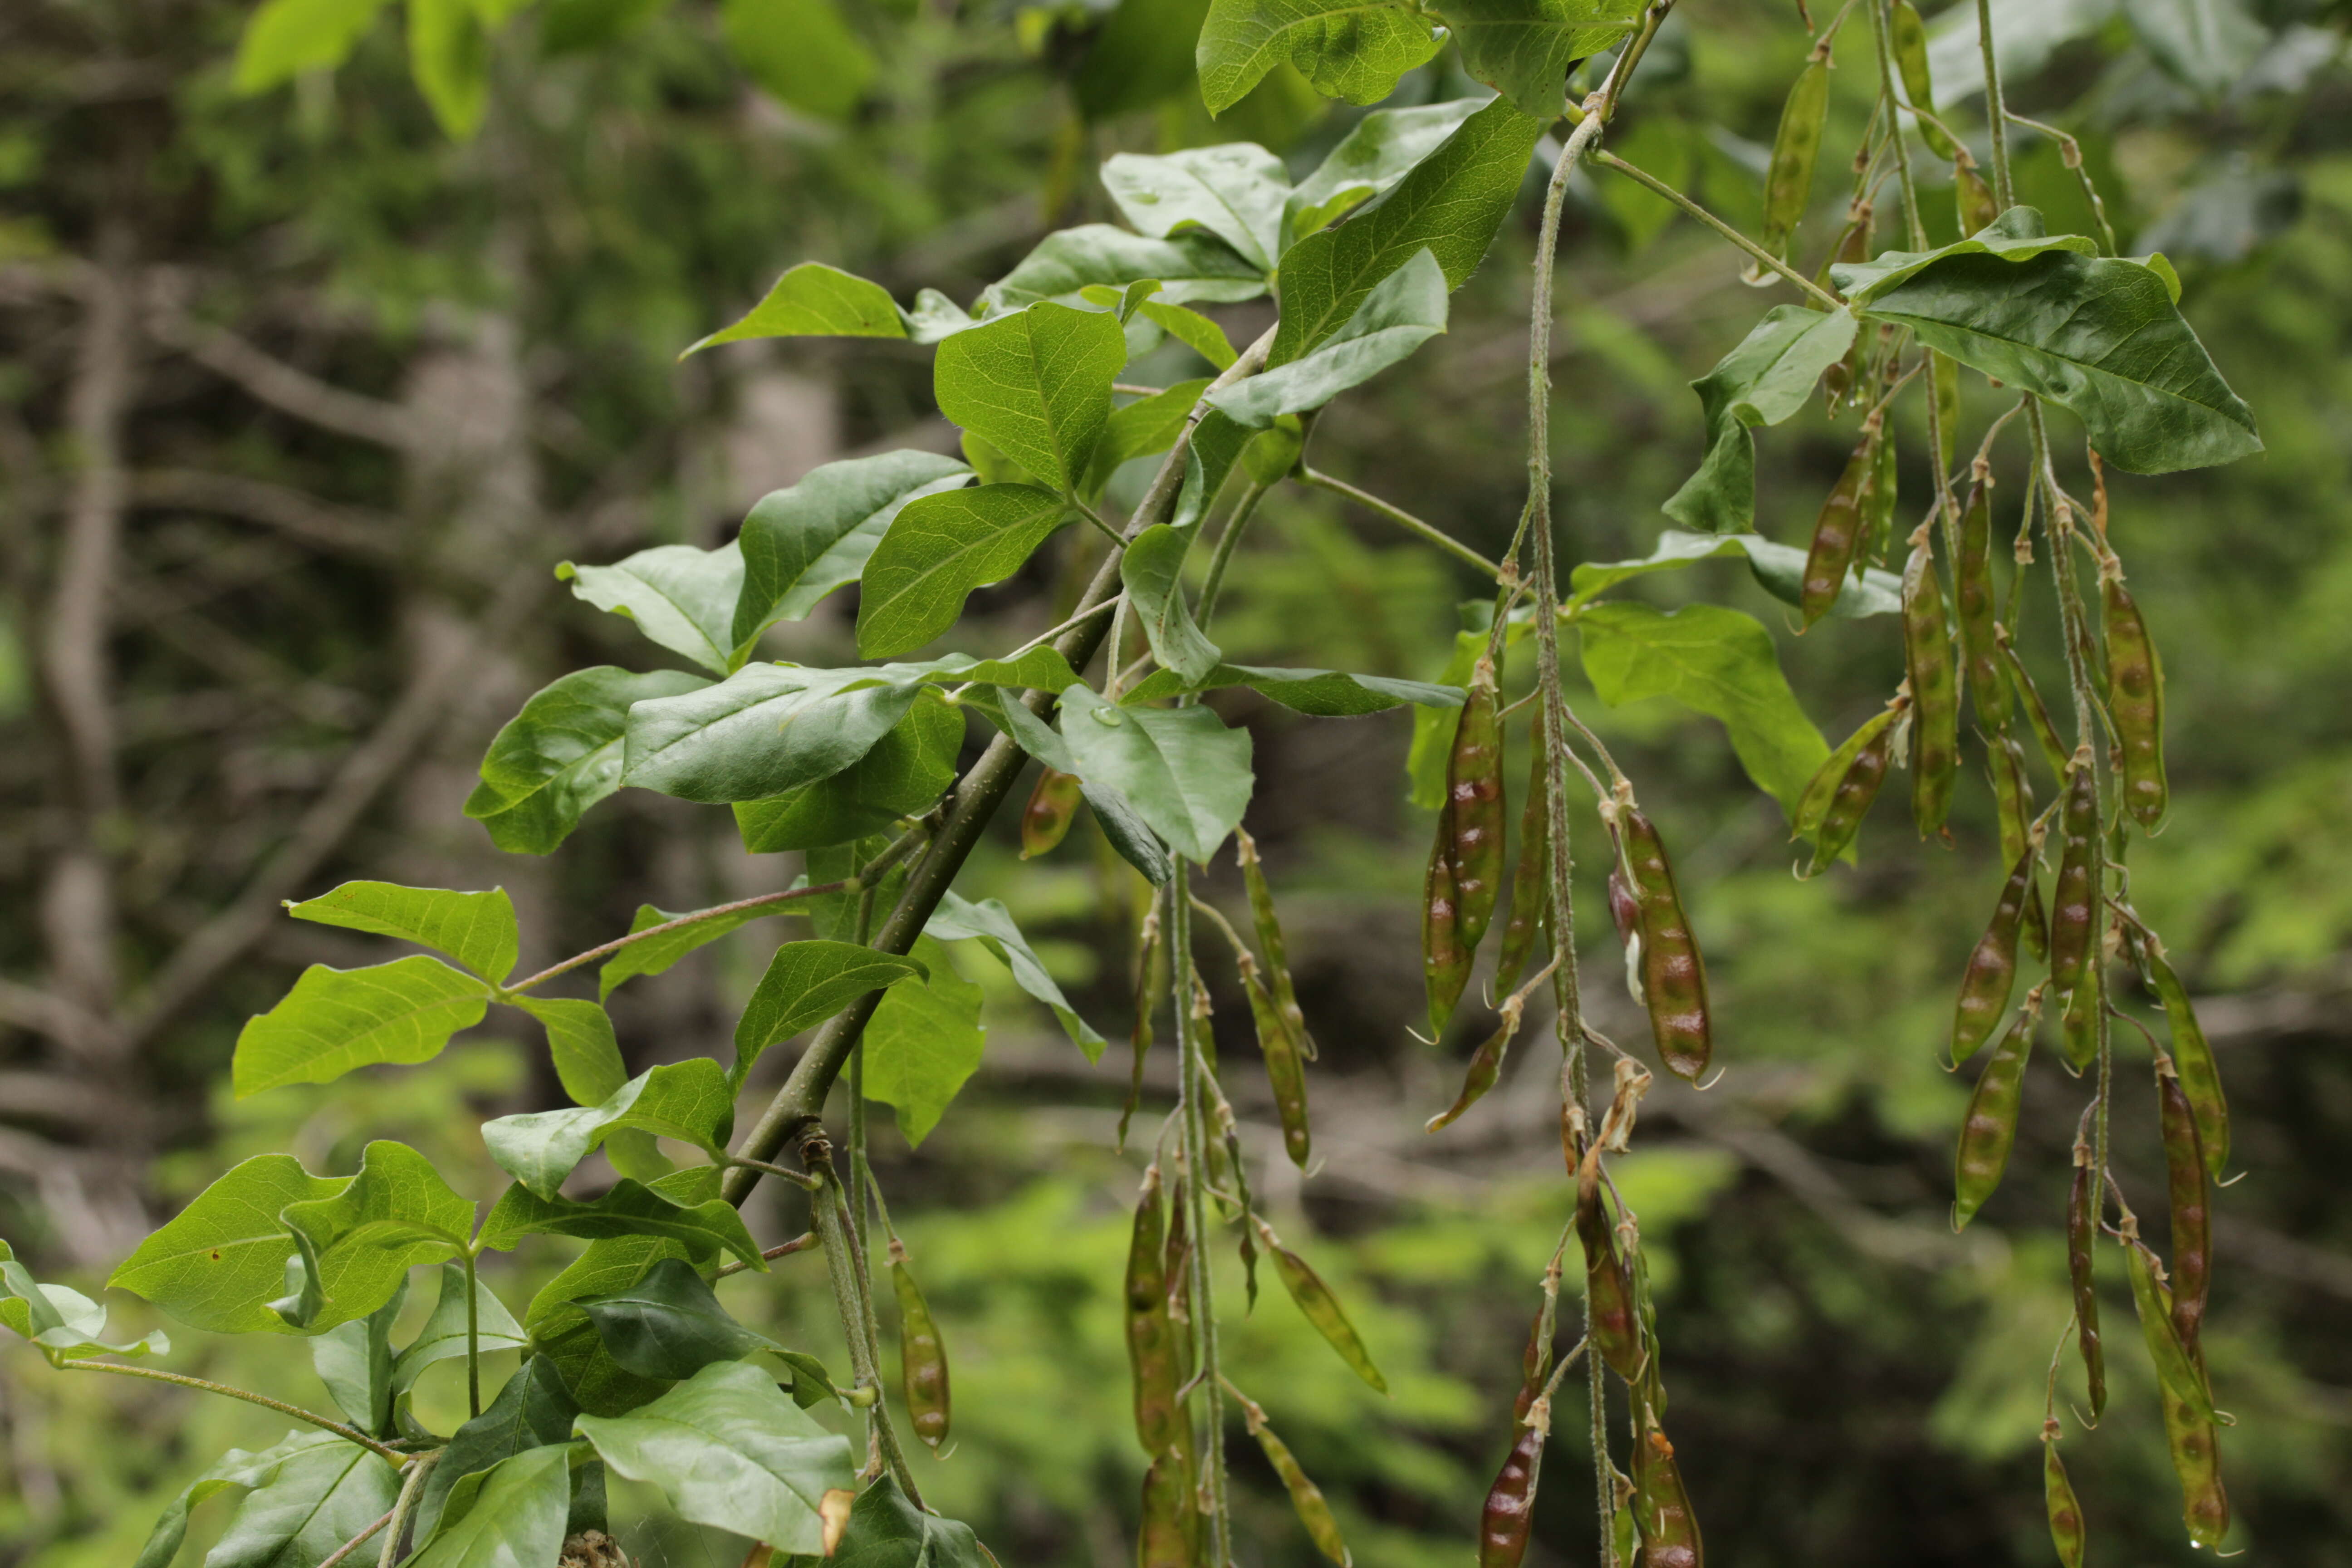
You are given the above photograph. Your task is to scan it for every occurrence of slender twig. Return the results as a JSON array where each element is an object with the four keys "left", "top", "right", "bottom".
[
  {"left": 1170, "top": 870, "right": 1234, "bottom": 1565},
  {"left": 461, "top": 1250, "right": 480, "bottom": 1419},
  {"left": 2004, "top": 111, "right": 2117, "bottom": 254},
  {"left": 813, "top": 1171, "right": 921, "bottom": 1502},
  {"left": 1070, "top": 497, "right": 1127, "bottom": 548},
  {"left": 1975, "top": 0, "right": 2015, "bottom": 210},
  {"left": 1186, "top": 895, "right": 1252, "bottom": 962},
  {"left": 1588, "top": 152, "right": 1847, "bottom": 310},
  {"left": 1298, "top": 468, "right": 1503, "bottom": 576},
  {"left": 377, "top": 1450, "right": 437, "bottom": 1568},
  {"left": 713, "top": 1232, "right": 818, "bottom": 1278},
  {"left": 1866, "top": 0, "right": 1928, "bottom": 249},
  {"left": 1195, "top": 478, "right": 1273, "bottom": 624},
  {"left": 316, "top": 1505, "right": 399, "bottom": 1568},
  {"left": 55, "top": 1360, "right": 404, "bottom": 1461},
  {"left": 502, "top": 883, "right": 848, "bottom": 996}
]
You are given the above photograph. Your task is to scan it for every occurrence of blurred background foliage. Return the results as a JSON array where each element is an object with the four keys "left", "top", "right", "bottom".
[{"left": 2, "top": 0, "right": 2349, "bottom": 1563}]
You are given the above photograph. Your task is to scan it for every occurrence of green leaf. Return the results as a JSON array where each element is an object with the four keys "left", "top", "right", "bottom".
[
  {"left": 524, "top": 1233, "right": 692, "bottom": 1415},
  {"left": 284, "top": 882, "right": 518, "bottom": 984},
  {"left": 275, "top": 1141, "right": 476, "bottom": 1331},
  {"left": 980, "top": 226, "right": 1268, "bottom": 312},
  {"left": 480, "top": 1179, "right": 765, "bottom": 1272},
  {"left": 1102, "top": 144, "right": 1291, "bottom": 273},
  {"left": 862, "top": 936, "right": 986, "bottom": 1147},
  {"left": 204, "top": 1436, "right": 401, "bottom": 1568},
  {"left": 1136, "top": 305, "right": 1237, "bottom": 370},
  {"left": 1210, "top": 246, "right": 1446, "bottom": 426},
  {"left": 1196, "top": 0, "right": 1441, "bottom": 114},
  {"left": 409, "top": 1443, "right": 574, "bottom": 1568},
  {"left": 1437, "top": 0, "right": 1637, "bottom": 120},
  {"left": 733, "top": 692, "right": 963, "bottom": 855},
  {"left": 1568, "top": 528, "right": 1901, "bottom": 619},
  {"left": 466, "top": 667, "right": 711, "bottom": 855},
  {"left": 1856, "top": 246, "right": 2261, "bottom": 474},
  {"left": 932, "top": 303, "right": 1127, "bottom": 495},
  {"left": 560, "top": 543, "right": 744, "bottom": 676},
  {"left": 573, "top": 1361, "right": 857, "bottom": 1555},
  {"left": 412, "top": 1357, "right": 580, "bottom": 1542},
  {"left": 483, "top": 1059, "right": 736, "bottom": 1199},
  {"left": 1268, "top": 96, "right": 1541, "bottom": 367},
  {"left": 854, "top": 485, "right": 1073, "bottom": 657},
  {"left": 927, "top": 891, "right": 1105, "bottom": 1061},
  {"left": 131, "top": 1434, "right": 328, "bottom": 1568},
  {"left": 828, "top": 1475, "right": 995, "bottom": 1568},
  {"left": 109, "top": 1156, "right": 347, "bottom": 1334},
  {"left": 0, "top": 1244, "right": 167, "bottom": 1360},
  {"left": 392, "top": 1262, "right": 528, "bottom": 1396},
  {"left": 1170, "top": 408, "right": 1252, "bottom": 534},
  {"left": 310, "top": 1281, "right": 404, "bottom": 1433},
  {"left": 731, "top": 453, "right": 973, "bottom": 655},
  {"left": 233, "top": 957, "right": 492, "bottom": 1098},
  {"left": 234, "top": 0, "right": 390, "bottom": 93},
  {"left": 1661, "top": 304, "right": 1860, "bottom": 534},
  {"left": 1578, "top": 602, "right": 1829, "bottom": 817},
  {"left": 513, "top": 997, "right": 629, "bottom": 1107},
  {"left": 688, "top": 262, "right": 904, "bottom": 357},
  {"left": 599, "top": 903, "right": 794, "bottom": 1001},
  {"left": 1829, "top": 206, "right": 2097, "bottom": 304},
  {"left": 1286, "top": 97, "right": 1485, "bottom": 239},
  {"left": 733, "top": 941, "right": 927, "bottom": 1086},
  {"left": 405, "top": 0, "right": 490, "bottom": 140},
  {"left": 1124, "top": 661, "right": 1467, "bottom": 713},
  {"left": 1093, "top": 379, "right": 1216, "bottom": 490},
  {"left": 718, "top": 0, "right": 877, "bottom": 123},
  {"left": 1121, "top": 525, "right": 1223, "bottom": 684},
  {"left": 1058, "top": 684, "right": 1253, "bottom": 863},
  {"left": 1081, "top": 778, "right": 1177, "bottom": 886},
  {"left": 576, "top": 1258, "right": 780, "bottom": 1381},
  {"left": 622, "top": 664, "right": 927, "bottom": 805}
]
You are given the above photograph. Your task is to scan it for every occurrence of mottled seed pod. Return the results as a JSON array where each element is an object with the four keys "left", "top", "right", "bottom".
[
  {"left": 2161, "top": 1381, "right": 2231, "bottom": 1548},
  {"left": 1447, "top": 656, "right": 1507, "bottom": 953},
  {"left": 1632, "top": 1425, "right": 1703, "bottom": 1568},
  {"left": 1620, "top": 808, "right": 1711, "bottom": 1083},
  {"left": 2124, "top": 1233, "right": 2217, "bottom": 1425},
  {"left": 1236, "top": 827, "right": 1316, "bottom": 1060},
  {"left": 1901, "top": 526, "right": 1959, "bottom": 837},
  {"left": 890, "top": 1247, "right": 950, "bottom": 1450},
  {"left": 1952, "top": 838, "right": 2039, "bottom": 1066},
  {"left": 1987, "top": 734, "right": 2050, "bottom": 962},
  {"left": 1243, "top": 1405, "right": 1351, "bottom": 1566},
  {"left": 1797, "top": 702, "right": 1899, "bottom": 843},
  {"left": 1953, "top": 482, "right": 2008, "bottom": 729},
  {"left": 1953, "top": 987, "right": 2042, "bottom": 1230},
  {"left": 1803, "top": 701, "right": 1905, "bottom": 874},
  {"left": 1998, "top": 631, "right": 2073, "bottom": 783},
  {"left": 2157, "top": 1057, "right": 2213, "bottom": 1356},
  {"left": 1256, "top": 1217, "right": 1387, "bottom": 1393},
  {"left": 1891, "top": 1, "right": 1958, "bottom": 159},
  {"left": 1955, "top": 157, "right": 1999, "bottom": 236},
  {"left": 1478, "top": 1420, "right": 1546, "bottom": 1568},
  {"left": 1019, "top": 768, "right": 1084, "bottom": 859},
  {"left": 1422, "top": 818, "right": 1468, "bottom": 1038},
  {"left": 1492, "top": 718, "right": 1553, "bottom": 996},
  {"left": 2102, "top": 568, "right": 2168, "bottom": 830},
  {"left": 1124, "top": 1169, "right": 1191, "bottom": 1460},
  {"left": 1577, "top": 1145, "right": 1647, "bottom": 1379},
  {"left": 2059, "top": 960, "right": 2101, "bottom": 1074},
  {"left": 1243, "top": 957, "right": 1311, "bottom": 1168},
  {"left": 2048, "top": 756, "right": 2099, "bottom": 1000},
  {"left": 1426, "top": 993, "right": 1524, "bottom": 1134},
  {"left": 1859, "top": 414, "right": 1899, "bottom": 569},
  {"left": 2067, "top": 1117, "right": 2107, "bottom": 1422},
  {"left": 1120, "top": 906, "right": 1166, "bottom": 1151},
  {"left": 2144, "top": 950, "right": 2229, "bottom": 1178},
  {"left": 2042, "top": 1424, "right": 2085, "bottom": 1568},
  {"left": 1801, "top": 413, "right": 1884, "bottom": 628},
  {"left": 1757, "top": 49, "right": 1831, "bottom": 270},
  {"left": 1136, "top": 1447, "right": 1195, "bottom": 1568}
]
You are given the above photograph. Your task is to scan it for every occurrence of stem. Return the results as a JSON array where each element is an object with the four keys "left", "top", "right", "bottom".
[
  {"left": 713, "top": 1232, "right": 818, "bottom": 1279},
  {"left": 813, "top": 1169, "right": 921, "bottom": 1504},
  {"left": 1195, "top": 478, "right": 1272, "bottom": 625},
  {"left": 55, "top": 1361, "right": 403, "bottom": 1462},
  {"left": 377, "top": 1451, "right": 437, "bottom": 1568},
  {"left": 1298, "top": 468, "right": 1503, "bottom": 576},
  {"left": 1865, "top": 0, "right": 1928, "bottom": 249},
  {"left": 502, "top": 882, "right": 840, "bottom": 996},
  {"left": 1975, "top": 0, "right": 2015, "bottom": 209},
  {"left": 461, "top": 1250, "right": 480, "bottom": 1419},
  {"left": 1588, "top": 152, "right": 1847, "bottom": 310},
  {"left": 317, "top": 1507, "right": 398, "bottom": 1568},
  {"left": 1071, "top": 497, "right": 1127, "bottom": 548},
  {"left": 1169, "top": 868, "right": 1233, "bottom": 1566}
]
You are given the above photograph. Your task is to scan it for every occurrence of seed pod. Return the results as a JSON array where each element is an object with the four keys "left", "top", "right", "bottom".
[
  {"left": 1804, "top": 701, "right": 1904, "bottom": 874},
  {"left": 1987, "top": 735, "right": 2050, "bottom": 962},
  {"left": 1125, "top": 1169, "right": 1191, "bottom": 1460},
  {"left": 1632, "top": 1425, "right": 1702, "bottom": 1568},
  {"left": 890, "top": 1247, "right": 950, "bottom": 1450},
  {"left": 1242, "top": 1406, "right": 1351, "bottom": 1566},
  {"left": 2059, "top": 959, "right": 2101, "bottom": 1074},
  {"left": 1493, "top": 718, "right": 1552, "bottom": 996},
  {"left": 1955, "top": 157, "right": 1999, "bottom": 236},
  {"left": 2048, "top": 757, "right": 2099, "bottom": 999},
  {"left": 1930, "top": 351, "right": 1961, "bottom": 471},
  {"left": 1020, "top": 768, "right": 1084, "bottom": 859},
  {"left": 2161, "top": 1381, "right": 2231, "bottom": 1548},
  {"left": 1136, "top": 1447, "right": 1195, "bottom": 1568},
  {"left": 1952, "top": 839, "right": 2038, "bottom": 1066},
  {"left": 1797, "top": 701, "right": 1901, "bottom": 844},
  {"left": 2157, "top": 1056, "right": 2212, "bottom": 1356},
  {"left": 1998, "top": 631, "right": 2072, "bottom": 783},
  {"left": 1891, "top": 1, "right": 1958, "bottom": 159},
  {"left": 2067, "top": 1117, "right": 2106, "bottom": 1422},
  {"left": 2124, "top": 1234, "right": 2216, "bottom": 1425},
  {"left": 1901, "top": 527, "right": 1959, "bottom": 837},
  {"left": 1479, "top": 1421, "right": 1545, "bottom": 1568},
  {"left": 1512, "top": 1303, "right": 1551, "bottom": 1426},
  {"left": 1236, "top": 827, "right": 1316, "bottom": 1060},
  {"left": 1447, "top": 656, "right": 1507, "bottom": 953},
  {"left": 1952, "top": 482, "right": 2007, "bottom": 729},
  {"left": 1120, "top": 906, "right": 1167, "bottom": 1151},
  {"left": 1612, "top": 1465, "right": 1639, "bottom": 1568},
  {"left": 2102, "top": 569, "right": 2168, "bottom": 831},
  {"left": 1244, "top": 958, "right": 1311, "bottom": 1168},
  {"left": 1256, "top": 1217, "right": 1387, "bottom": 1393},
  {"left": 1953, "top": 988, "right": 2041, "bottom": 1230},
  {"left": 1801, "top": 413, "right": 1883, "bottom": 628},
  {"left": 1619, "top": 808, "right": 1711, "bottom": 1082},
  {"left": 1858, "top": 413, "right": 1899, "bottom": 569},
  {"left": 1426, "top": 992, "right": 1525, "bottom": 1133},
  {"left": 1577, "top": 1145, "right": 1646, "bottom": 1379},
  {"left": 2042, "top": 1425, "right": 2085, "bottom": 1568},
  {"left": 1757, "top": 49, "right": 1831, "bottom": 270},
  {"left": 1422, "top": 818, "right": 1468, "bottom": 1038},
  {"left": 2144, "top": 951, "right": 2228, "bottom": 1178},
  {"left": 1817, "top": 205, "right": 1874, "bottom": 392}
]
